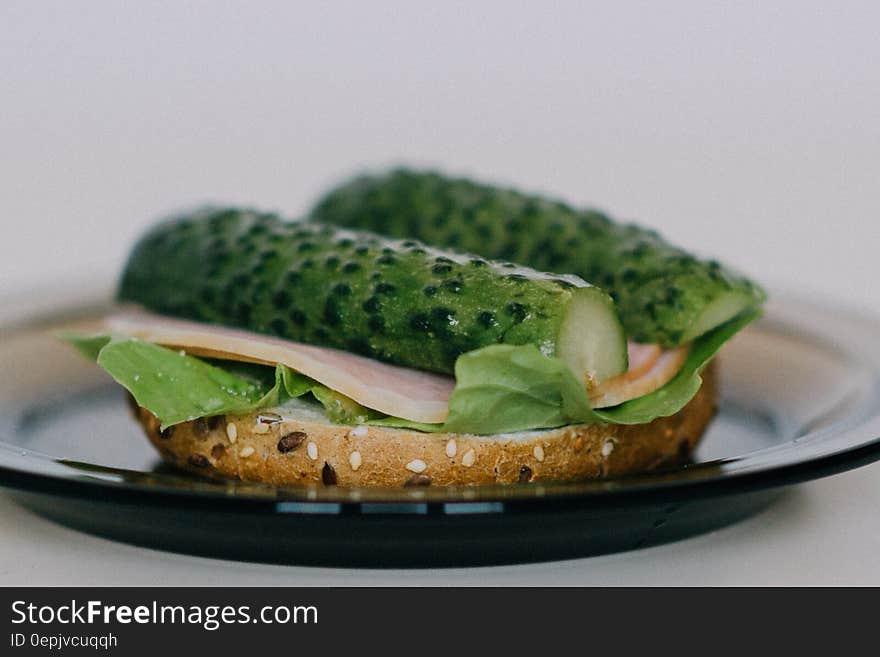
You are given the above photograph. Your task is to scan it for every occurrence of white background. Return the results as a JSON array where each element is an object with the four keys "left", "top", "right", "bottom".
[{"left": 1, "top": 1, "right": 878, "bottom": 584}]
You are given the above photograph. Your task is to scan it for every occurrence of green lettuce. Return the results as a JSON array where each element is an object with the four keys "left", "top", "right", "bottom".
[
  {"left": 61, "top": 334, "right": 378, "bottom": 429},
  {"left": 594, "top": 310, "right": 758, "bottom": 424},
  {"left": 60, "top": 310, "right": 757, "bottom": 435},
  {"left": 434, "top": 309, "right": 758, "bottom": 433},
  {"left": 442, "top": 344, "right": 601, "bottom": 434}
]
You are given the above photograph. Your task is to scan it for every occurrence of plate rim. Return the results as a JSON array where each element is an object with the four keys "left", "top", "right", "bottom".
[{"left": 1, "top": 291, "right": 880, "bottom": 512}]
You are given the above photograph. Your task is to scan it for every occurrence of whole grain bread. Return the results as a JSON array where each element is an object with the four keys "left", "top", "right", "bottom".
[{"left": 134, "top": 362, "right": 718, "bottom": 487}]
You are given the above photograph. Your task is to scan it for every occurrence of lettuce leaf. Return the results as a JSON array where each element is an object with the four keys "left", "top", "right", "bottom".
[
  {"left": 367, "top": 416, "right": 444, "bottom": 433},
  {"left": 594, "top": 309, "right": 758, "bottom": 424},
  {"left": 60, "top": 310, "right": 757, "bottom": 435},
  {"left": 438, "top": 310, "right": 759, "bottom": 433},
  {"left": 441, "top": 344, "right": 601, "bottom": 434},
  {"left": 311, "top": 385, "right": 385, "bottom": 425},
  {"left": 61, "top": 333, "right": 376, "bottom": 429},
  {"left": 68, "top": 334, "right": 274, "bottom": 428}
]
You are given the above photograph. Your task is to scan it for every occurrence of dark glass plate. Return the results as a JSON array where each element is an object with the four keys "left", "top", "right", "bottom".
[{"left": 0, "top": 292, "right": 878, "bottom": 567}]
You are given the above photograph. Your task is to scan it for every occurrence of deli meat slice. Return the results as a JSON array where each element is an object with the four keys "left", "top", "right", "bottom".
[
  {"left": 103, "top": 309, "right": 456, "bottom": 423},
  {"left": 101, "top": 309, "right": 688, "bottom": 424},
  {"left": 590, "top": 342, "right": 688, "bottom": 408}
]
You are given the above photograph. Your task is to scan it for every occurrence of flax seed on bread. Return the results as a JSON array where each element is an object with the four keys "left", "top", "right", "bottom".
[{"left": 132, "top": 362, "right": 718, "bottom": 487}]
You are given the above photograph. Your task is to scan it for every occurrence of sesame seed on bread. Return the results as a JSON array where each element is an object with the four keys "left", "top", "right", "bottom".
[{"left": 133, "top": 362, "right": 718, "bottom": 487}]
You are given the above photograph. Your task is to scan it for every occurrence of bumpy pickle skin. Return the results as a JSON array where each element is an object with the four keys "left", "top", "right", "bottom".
[
  {"left": 310, "top": 169, "right": 767, "bottom": 347},
  {"left": 117, "top": 208, "right": 627, "bottom": 379}
]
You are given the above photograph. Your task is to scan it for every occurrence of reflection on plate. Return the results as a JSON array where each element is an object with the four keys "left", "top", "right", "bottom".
[{"left": 0, "top": 293, "right": 878, "bottom": 566}]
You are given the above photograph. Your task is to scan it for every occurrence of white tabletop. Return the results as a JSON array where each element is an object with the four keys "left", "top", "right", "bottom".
[
  {"left": 2, "top": 461, "right": 878, "bottom": 586},
  {"left": 2, "top": 2, "right": 879, "bottom": 585}
]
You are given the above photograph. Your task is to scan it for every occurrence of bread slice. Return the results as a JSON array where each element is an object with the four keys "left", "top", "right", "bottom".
[{"left": 133, "top": 362, "right": 718, "bottom": 487}]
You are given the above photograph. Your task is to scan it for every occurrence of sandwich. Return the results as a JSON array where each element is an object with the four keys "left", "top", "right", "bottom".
[{"left": 63, "top": 172, "right": 764, "bottom": 487}]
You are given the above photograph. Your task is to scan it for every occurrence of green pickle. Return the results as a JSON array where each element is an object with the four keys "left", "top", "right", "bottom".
[
  {"left": 310, "top": 169, "right": 766, "bottom": 346},
  {"left": 118, "top": 208, "right": 628, "bottom": 382}
]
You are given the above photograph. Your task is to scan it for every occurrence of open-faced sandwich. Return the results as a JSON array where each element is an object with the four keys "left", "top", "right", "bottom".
[{"left": 63, "top": 169, "right": 765, "bottom": 487}]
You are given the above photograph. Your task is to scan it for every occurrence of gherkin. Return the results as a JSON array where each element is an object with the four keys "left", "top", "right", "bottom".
[
  {"left": 310, "top": 169, "right": 766, "bottom": 346},
  {"left": 118, "top": 208, "right": 627, "bottom": 382}
]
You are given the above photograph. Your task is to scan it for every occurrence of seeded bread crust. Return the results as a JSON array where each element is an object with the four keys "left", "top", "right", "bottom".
[{"left": 134, "top": 363, "right": 718, "bottom": 487}]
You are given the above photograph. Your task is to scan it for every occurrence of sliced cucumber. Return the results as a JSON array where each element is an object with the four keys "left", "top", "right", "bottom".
[
  {"left": 118, "top": 208, "right": 628, "bottom": 383},
  {"left": 310, "top": 169, "right": 767, "bottom": 347},
  {"left": 681, "top": 290, "right": 755, "bottom": 343},
  {"left": 557, "top": 286, "right": 628, "bottom": 386}
]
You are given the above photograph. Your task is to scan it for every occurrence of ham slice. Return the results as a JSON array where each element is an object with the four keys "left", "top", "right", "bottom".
[
  {"left": 98, "top": 309, "right": 688, "bottom": 424},
  {"left": 590, "top": 342, "right": 688, "bottom": 408},
  {"left": 102, "top": 309, "right": 456, "bottom": 423}
]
